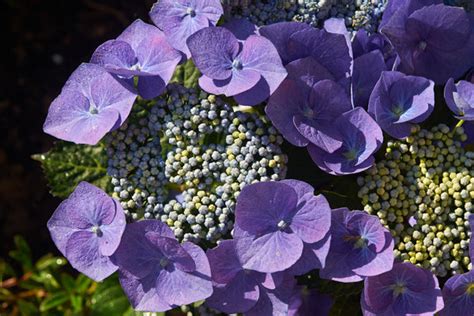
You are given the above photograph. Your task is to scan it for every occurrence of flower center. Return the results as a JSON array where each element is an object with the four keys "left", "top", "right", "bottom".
[
  {"left": 391, "top": 282, "right": 407, "bottom": 297},
  {"left": 302, "top": 105, "right": 314, "bottom": 119},
  {"left": 232, "top": 59, "right": 243, "bottom": 71},
  {"left": 418, "top": 41, "right": 427, "bottom": 51},
  {"left": 160, "top": 258, "right": 169, "bottom": 268},
  {"left": 343, "top": 149, "right": 358, "bottom": 161},
  {"left": 392, "top": 105, "right": 405, "bottom": 117},
  {"left": 277, "top": 220, "right": 289, "bottom": 230},
  {"left": 467, "top": 283, "right": 474, "bottom": 295},
  {"left": 89, "top": 105, "right": 99, "bottom": 115},
  {"left": 186, "top": 7, "right": 196, "bottom": 17},
  {"left": 91, "top": 225, "right": 103, "bottom": 237}
]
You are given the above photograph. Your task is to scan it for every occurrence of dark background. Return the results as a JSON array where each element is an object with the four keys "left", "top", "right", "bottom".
[{"left": 1, "top": 0, "right": 156, "bottom": 259}]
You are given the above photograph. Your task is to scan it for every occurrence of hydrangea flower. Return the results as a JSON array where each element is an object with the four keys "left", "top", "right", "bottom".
[
  {"left": 43, "top": 63, "right": 137, "bottom": 145},
  {"left": 233, "top": 180, "right": 331, "bottom": 273},
  {"left": 320, "top": 208, "right": 394, "bottom": 282},
  {"left": 112, "top": 220, "right": 212, "bottom": 312},
  {"left": 205, "top": 240, "right": 296, "bottom": 315},
  {"left": 308, "top": 107, "right": 383, "bottom": 175},
  {"left": 91, "top": 19, "right": 182, "bottom": 100},
  {"left": 368, "top": 71, "right": 435, "bottom": 139},
  {"left": 149, "top": 0, "right": 223, "bottom": 58},
  {"left": 440, "top": 270, "right": 474, "bottom": 316},
  {"left": 444, "top": 78, "right": 474, "bottom": 120},
  {"left": 266, "top": 79, "right": 352, "bottom": 151},
  {"left": 361, "top": 262, "right": 444, "bottom": 315},
  {"left": 47, "top": 182, "right": 126, "bottom": 281},
  {"left": 381, "top": 1, "right": 474, "bottom": 84},
  {"left": 352, "top": 50, "right": 387, "bottom": 109},
  {"left": 352, "top": 29, "right": 396, "bottom": 69},
  {"left": 187, "top": 26, "right": 287, "bottom": 106}
]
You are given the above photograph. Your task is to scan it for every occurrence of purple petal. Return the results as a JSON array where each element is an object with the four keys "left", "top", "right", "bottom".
[
  {"left": 286, "top": 57, "right": 335, "bottom": 87},
  {"left": 155, "top": 241, "right": 212, "bottom": 306},
  {"left": 445, "top": 78, "right": 474, "bottom": 120},
  {"left": 98, "top": 199, "right": 126, "bottom": 256},
  {"left": 288, "top": 232, "right": 331, "bottom": 276},
  {"left": 206, "top": 240, "right": 243, "bottom": 284},
  {"left": 136, "top": 75, "right": 167, "bottom": 100},
  {"left": 145, "top": 233, "right": 196, "bottom": 272},
  {"left": 205, "top": 270, "right": 260, "bottom": 314},
  {"left": 119, "top": 269, "right": 173, "bottom": 312},
  {"left": 235, "top": 181, "right": 298, "bottom": 235},
  {"left": 246, "top": 276, "right": 297, "bottom": 316},
  {"left": 65, "top": 231, "right": 117, "bottom": 281},
  {"left": 259, "top": 22, "right": 311, "bottom": 65},
  {"left": 440, "top": 271, "right": 474, "bottom": 316},
  {"left": 280, "top": 179, "right": 314, "bottom": 200},
  {"left": 291, "top": 194, "right": 331, "bottom": 244},
  {"left": 187, "top": 27, "right": 239, "bottom": 80},
  {"left": 235, "top": 231, "right": 304, "bottom": 273},
  {"left": 265, "top": 80, "right": 310, "bottom": 147},
  {"left": 90, "top": 40, "right": 138, "bottom": 77},
  {"left": 223, "top": 18, "right": 258, "bottom": 41},
  {"left": 353, "top": 50, "right": 386, "bottom": 108}
]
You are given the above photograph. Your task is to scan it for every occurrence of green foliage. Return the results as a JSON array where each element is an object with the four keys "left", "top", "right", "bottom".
[
  {"left": 32, "top": 141, "right": 110, "bottom": 198},
  {"left": 1, "top": 235, "right": 93, "bottom": 315},
  {"left": 170, "top": 59, "right": 201, "bottom": 88}
]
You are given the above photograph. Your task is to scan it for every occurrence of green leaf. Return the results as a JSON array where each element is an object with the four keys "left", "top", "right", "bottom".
[
  {"left": 9, "top": 235, "right": 33, "bottom": 272},
  {"left": 0, "top": 259, "right": 16, "bottom": 280},
  {"left": 35, "top": 254, "right": 67, "bottom": 271},
  {"left": 18, "top": 299, "right": 39, "bottom": 315},
  {"left": 70, "top": 294, "right": 83, "bottom": 313},
  {"left": 170, "top": 59, "right": 201, "bottom": 88},
  {"left": 61, "top": 274, "right": 76, "bottom": 293},
  {"left": 90, "top": 276, "right": 132, "bottom": 316},
  {"left": 32, "top": 141, "right": 110, "bottom": 198},
  {"left": 39, "top": 292, "right": 69, "bottom": 312},
  {"left": 75, "top": 274, "right": 92, "bottom": 294}
]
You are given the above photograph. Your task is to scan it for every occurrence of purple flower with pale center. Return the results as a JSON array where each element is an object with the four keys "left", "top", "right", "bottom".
[
  {"left": 205, "top": 240, "right": 296, "bottom": 315},
  {"left": 233, "top": 180, "right": 331, "bottom": 273},
  {"left": 440, "top": 270, "right": 474, "bottom": 316},
  {"left": 381, "top": 1, "right": 474, "bottom": 84},
  {"left": 187, "top": 26, "right": 287, "bottom": 106},
  {"left": 43, "top": 63, "right": 137, "bottom": 145},
  {"left": 368, "top": 71, "right": 434, "bottom": 139},
  {"left": 112, "top": 220, "right": 212, "bottom": 312},
  {"left": 47, "top": 182, "right": 126, "bottom": 281},
  {"left": 444, "top": 78, "right": 474, "bottom": 120},
  {"left": 308, "top": 107, "right": 383, "bottom": 175},
  {"left": 288, "top": 287, "right": 333, "bottom": 316},
  {"left": 91, "top": 19, "right": 182, "bottom": 100},
  {"left": 320, "top": 208, "right": 394, "bottom": 282},
  {"left": 361, "top": 262, "right": 444, "bottom": 315},
  {"left": 149, "top": 0, "right": 223, "bottom": 58},
  {"left": 266, "top": 79, "right": 352, "bottom": 151}
]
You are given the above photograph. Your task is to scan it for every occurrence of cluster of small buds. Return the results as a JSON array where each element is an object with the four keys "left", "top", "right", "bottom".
[
  {"left": 105, "top": 84, "right": 287, "bottom": 243},
  {"left": 226, "top": 0, "right": 387, "bottom": 33},
  {"left": 358, "top": 124, "right": 473, "bottom": 277}
]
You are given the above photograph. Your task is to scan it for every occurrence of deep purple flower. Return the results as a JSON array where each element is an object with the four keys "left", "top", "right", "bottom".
[
  {"left": 223, "top": 18, "right": 258, "bottom": 41},
  {"left": 47, "top": 182, "right": 126, "bottom": 281},
  {"left": 149, "top": 0, "right": 223, "bottom": 58},
  {"left": 233, "top": 180, "right": 331, "bottom": 273},
  {"left": 368, "top": 71, "right": 434, "bottom": 139},
  {"left": 91, "top": 19, "right": 182, "bottom": 100},
  {"left": 320, "top": 208, "right": 394, "bottom": 282},
  {"left": 381, "top": 1, "right": 474, "bottom": 84},
  {"left": 352, "top": 29, "right": 397, "bottom": 69},
  {"left": 112, "top": 220, "right": 212, "bottom": 312},
  {"left": 308, "top": 107, "right": 383, "bottom": 175},
  {"left": 444, "top": 78, "right": 474, "bottom": 120},
  {"left": 266, "top": 79, "right": 352, "bottom": 151},
  {"left": 440, "top": 270, "right": 474, "bottom": 316},
  {"left": 361, "top": 262, "right": 444, "bottom": 315},
  {"left": 205, "top": 240, "right": 296, "bottom": 315},
  {"left": 187, "top": 26, "right": 287, "bottom": 106},
  {"left": 288, "top": 287, "right": 333, "bottom": 316},
  {"left": 43, "top": 63, "right": 137, "bottom": 145}
]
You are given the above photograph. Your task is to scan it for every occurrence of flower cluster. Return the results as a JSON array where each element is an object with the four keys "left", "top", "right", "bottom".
[
  {"left": 225, "top": 0, "right": 388, "bottom": 33},
  {"left": 105, "top": 84, "right": 287, "bottom": 243},
  {"left": 358, "top": 124, "right": 474, "bottom": 276}
]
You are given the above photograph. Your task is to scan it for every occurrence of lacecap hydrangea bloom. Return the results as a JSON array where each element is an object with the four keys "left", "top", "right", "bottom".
[
  {"left": 43, "top": 63, "right": 137, "bottom": 145},
  {"left": 381, "top": 0, "right": 474, "bottom": 84},
  {"left": 91, "top": 19, "right": 182, "bottom": 100},
  {"left": 444, "top": 77, "right": 474, "bottom": 120},
  {"left": 187, "top": 24, "right": 287, "bottom": 106},
  {"left": 149, "top": 0, "right": 223, "bottom": 58},
  {"left": 47, "top": 182, "right": 126, "bottom": 281},
  {"left": 112, "top": 220, "right": 212, "bottom": 311},
  {"left": 361, "top": 262, "right": 444, "bottom": 315}
]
